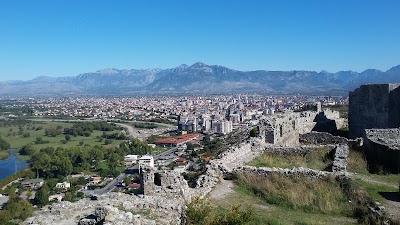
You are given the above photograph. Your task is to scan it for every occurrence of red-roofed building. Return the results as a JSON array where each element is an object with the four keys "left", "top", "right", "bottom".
[
  {"left": 203, "top": 156, "right": 211, "bottom": 163},
  {"left": 127, "top": 183, "right": 140, "bottom": 190},
  {"left": 154, "top": 133, "right": 200, "bottom": 147},
  {"left": 175, "top": 157, "right": 187, "bottom": 163}
]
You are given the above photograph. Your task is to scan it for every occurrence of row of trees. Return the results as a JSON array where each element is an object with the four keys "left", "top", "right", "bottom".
[
  {"left": 63, "top": 121, "right": 120, "bottom": 137},
  {"left": 28, "top": 138, "right": 154, "bottom": 180}
]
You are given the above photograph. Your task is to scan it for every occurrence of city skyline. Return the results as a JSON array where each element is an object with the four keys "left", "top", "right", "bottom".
[{"left": 1, "top": 0, "right": 399, "bottom": 81}]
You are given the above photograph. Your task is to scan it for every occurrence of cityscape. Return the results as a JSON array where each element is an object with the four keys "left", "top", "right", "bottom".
[{"left": 0, "top": 1, "right": 399, "bottom": 225}]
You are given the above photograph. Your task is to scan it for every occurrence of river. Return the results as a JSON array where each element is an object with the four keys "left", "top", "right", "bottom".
[{"left": 0, "top": 149, "right": 29, "bottom": 181}]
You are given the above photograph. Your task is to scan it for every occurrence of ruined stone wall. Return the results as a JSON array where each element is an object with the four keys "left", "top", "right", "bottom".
[
  {"left": 295, "top": 111, "right": 318, "bottom": 134},
  {"left": 273, "top": 114, "right": 300, "bottom": 146},
  {"left": 363, "top": 129, "right": 400, "bottom": 173},
  {"left": 24, "top": 192, "right": 185, "bottom": 225},
  {"left": 332, "top": 145, "right": 349, "bottom": 172},
  {"left": 258, "top": 109, "right": 345, "bottom": 146},
  {"left": 300, "top": 132, "right": 349, "bottom": 145},
  {"left": 141, "top": 166, "right": 192, "bottom": 199},
  {"left": 349, "top": 84, "right": 400, "bottom": 138},
  {"left": 233, "top": 166, "right": 345, "bottom": 180}
]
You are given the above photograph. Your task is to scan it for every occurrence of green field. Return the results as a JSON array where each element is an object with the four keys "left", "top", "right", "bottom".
[{"left": 0, "top": 121, "right": 125, "bottom": 160}]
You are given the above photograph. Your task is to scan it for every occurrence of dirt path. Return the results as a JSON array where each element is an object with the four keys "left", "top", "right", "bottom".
[
  {"left": 352, "top": 173, "right": 400, "bottom": 221},
  {"left": 209, "top": 178, "right": 235, "bottom": 200},
  {"left": 352, "top": 173, "right": 398, "bottom": 189}
]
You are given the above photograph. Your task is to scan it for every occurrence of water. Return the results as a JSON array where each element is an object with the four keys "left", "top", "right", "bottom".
[{"left": 0, "top": 149, "right": 29, "bottom": 181}]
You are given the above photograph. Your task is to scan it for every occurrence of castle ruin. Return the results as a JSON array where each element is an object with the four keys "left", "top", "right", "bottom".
[
  {"left": 349, "top": 83, "right": 400, "bottom": 173},
  {"left": 349, "top": 83, "right": 400, "bottom": 139},
  {"left": 258, "top": 108, "right": 346, "bottom": 146}
]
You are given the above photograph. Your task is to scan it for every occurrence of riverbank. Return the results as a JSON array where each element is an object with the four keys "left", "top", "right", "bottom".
[
  {"left": 0, "top": 149, "right": 29, "bottom": 181},
  {"left": 0, "top": 150, "right": 9, "bottom": 159}
]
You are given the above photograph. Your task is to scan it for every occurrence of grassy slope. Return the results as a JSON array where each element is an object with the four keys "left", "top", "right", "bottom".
[
  {"left": 212, "top": 182, "right": 357, "bottom": 225},
  {"left": 248, "top": 147, "right": 332, "bottom": 171}
]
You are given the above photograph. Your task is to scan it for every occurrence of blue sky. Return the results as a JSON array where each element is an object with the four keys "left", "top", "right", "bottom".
[{"left": 0, "top": 0, "right": 399, "bottom": 81}]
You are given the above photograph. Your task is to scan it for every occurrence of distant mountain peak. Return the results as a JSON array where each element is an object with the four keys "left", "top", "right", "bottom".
[
  {"left": 387, "top": 65, "right": 400, "bottom": 73},
  {"left": 176, "top": 64, "right": 189, "bottom": 70},
  {"left": 190, "top": 62, "right": 208, "bottom": 68},
  {"left": 96, "top": 68, "right": 120, "bottom": 75}
]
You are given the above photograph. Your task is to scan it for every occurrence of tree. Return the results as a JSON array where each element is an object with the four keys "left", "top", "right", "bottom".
[
  {"left": 19, "top": 144, "right": 35, "bottom": 156},
  {"left": 65, "top": 134, "right": 71, "bottom": 141},
  {"left": 90, "top": 147, "right": 104, "bottom": 168},
  {"left": 249, "top": 127, "right": 258, "bottom": 137},
  {"left": 107, "top": 153, "right": 119, "bottom": 170},
  {"left": 56, "top": 157, "right": 73, "bottom": 177},
  {"left": 76, "top": 176, "right": 87, "bottom": 185},
  {"left": 185, "top": 196, "right": 211, "bottom": 225},
  {"left": 63, "top": 192, "right": 74, "bottom": 202},
  {"left": 34, "top": 185, "right": 50, "bottom": 207},
  {"left": 76, "top": 191, "right": 84, "bottom": 198},
  {"left": 123, "top": 176, "right": 131, "bottom": 186},
  {"left": 0, "top": 210, "right": 11, "bottom": 224},
  {"left": 0, "top": 136, "right": 10, "bottom": 151}
]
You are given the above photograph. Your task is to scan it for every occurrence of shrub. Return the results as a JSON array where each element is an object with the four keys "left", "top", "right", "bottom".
[{"left": 185, "top": 196, "right": 253, "bottom": 225}]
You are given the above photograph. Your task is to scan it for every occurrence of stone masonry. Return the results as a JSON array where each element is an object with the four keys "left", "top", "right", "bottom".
[
  {"left": 349, "top": 83, "right": 400, "bottom": 138},
  {"left": 363, "top": 128, "right": 400, "bottom": 173},
  {"left": 258, "top": 108, "right": 345, "bottom": 146}
]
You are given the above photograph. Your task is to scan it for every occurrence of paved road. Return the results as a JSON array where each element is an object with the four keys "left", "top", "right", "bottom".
[
  {"left": 115, "top": 123, "right": 137, "bottom": 138},
  {"left": 94, "top": 173, "right": 126, "bottom": 195}
]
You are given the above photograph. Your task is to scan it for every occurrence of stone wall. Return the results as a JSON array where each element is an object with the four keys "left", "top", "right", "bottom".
[
  {"left": 300, "top": 132, "right": 349, "bottom": 145},
  {"left": 233, "top": 165, "right": 345, "bottom": 180},
  {"left": 332, "top": 145, "right": 349, "bottom": 172},
  {"left": 24, "top": 192, "right": 185, "bottom": 225},
  {"left": 140, "top": 166, "right": 192, "bottom": 200},
  {"left": 363, "top": 128, "right": 400, "bottom": 173},
  {"left": 349, "top": 83, "right": 400, "bottom": 138},
  {"left": 258, "top": 109, "right": 345, "bottom": 146},
  {"left": 194, "top": 137, "right": 265, "bottom": 198}
]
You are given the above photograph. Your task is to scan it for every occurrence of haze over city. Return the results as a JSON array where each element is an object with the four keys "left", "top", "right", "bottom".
[{"left": 1, "top": 0, "right": 400, "bottom": 81}]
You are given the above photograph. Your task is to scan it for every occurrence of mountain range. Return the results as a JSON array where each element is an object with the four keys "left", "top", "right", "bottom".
[{"left": 1, "top": 62, "right": 400, "bottom": 96}]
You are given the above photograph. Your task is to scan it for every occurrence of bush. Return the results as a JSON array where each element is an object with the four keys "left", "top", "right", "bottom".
[
  {"left": 76, "top": 192, "right": 85, "bottom": 198},
  {"left": 185, "top": 196, "right": 253, "bottom": 225},
  {"left": 249, "top": 127, "right": 258, "bottom": 137},
  {"left": 19, "top": 144, "right": 35, "bottom": 156}
]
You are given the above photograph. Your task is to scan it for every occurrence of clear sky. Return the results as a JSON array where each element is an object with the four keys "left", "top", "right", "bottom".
[{"left": 0, "top": 0, "right": 399, "bottom": 81}]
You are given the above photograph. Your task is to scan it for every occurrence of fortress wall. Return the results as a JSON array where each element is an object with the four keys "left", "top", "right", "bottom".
[
  {"left": 349, "top": 84, "right": 400, "bottom": 138},
  {"left": 363, "top": 129, "right": 400, "bottom": 173}
]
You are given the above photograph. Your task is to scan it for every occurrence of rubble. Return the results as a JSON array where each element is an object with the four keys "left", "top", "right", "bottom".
[{"left": 23, "top": 192, "right": 184, "bottom": 225}]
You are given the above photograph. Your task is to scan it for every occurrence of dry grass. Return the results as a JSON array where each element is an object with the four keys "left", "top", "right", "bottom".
[
  {"left": 236, "top": 172, "right": 351, "bottom": 215},
  {"left": 248, "top": 147, "right": 332, "bottom": 171},
  {"left": 346, "top": 149, "right": 368, "bottom": 174}
]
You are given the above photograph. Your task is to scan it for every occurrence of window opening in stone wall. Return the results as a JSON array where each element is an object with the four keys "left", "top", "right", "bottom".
[{"left": 154, "top": 173, "right": 162, "bottom": 186}]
